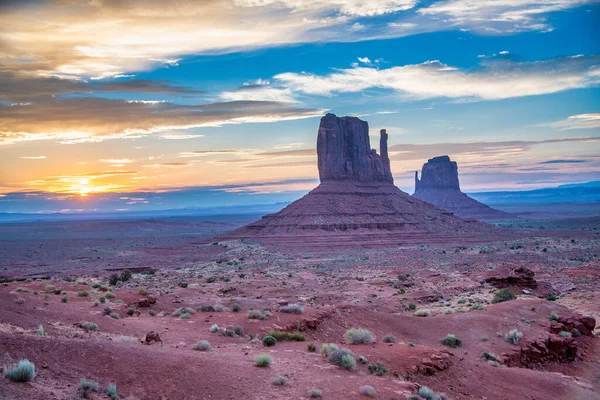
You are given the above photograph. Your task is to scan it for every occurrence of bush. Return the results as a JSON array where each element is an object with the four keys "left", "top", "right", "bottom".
[
  {"left": 572, "top": 328, "right": 581, "bottom": 337},
  {"left": 359, "top": 385, "right": 376, "bottom": 398},
  {"left": 248, "top": 309, "right": 270, "bottom": 320},
  {"left": 267, "top": 330, "right": 305, "bottom": 342},
  {"left": 198, "top": 305, "right": 215, "bottom": 312},
  {"left": 272, "top": 375, "right": 288, "bottom": 386},
  {"left": 14, "top": 297, "right": 25, "bottom": 304},
  {"left": 109, "top": 312, "right": 121, "bottom": 320},
  {"left": 173, "top": 307, "right": 194, "bottom": 318},
  {"left": 3, "top": 359, "right": 35, "bottom": 382},
  {"left": 148, "top": 309, "right": 156, "bottom": 316},
  {"left": 280, "top": 304, "right": 303, "bottom": 314},
  {"left": 120, "top": 269, "right": 132, "bottom": 282},
  {"left": 213, "top": 304, "right": 227, "bottom": 312},
  {"left": 262, "top": 336, "right": 277, "bottom": 347},
  {"left": 79, "top": 321, "right": 98, "bottom": 332},
  {"left": 344, "top": 328, "right": 376, "bottom": 344},
  {"left": 118, "top": 336, "right": 138, "bottom": 344},
  {"left": 329, "top": 348, "right": 355, "bottom": 370},
  {"left": 138, "top": 288, "right": 148, "bottom": 296},
  {"left": 233, "top": 325, "right": 244, "bottom": 336},
  {"left": 440, "top": 334, "right": 462, "bottom": 348},
  {"left": 178, "top": 281, "right": 188, "bottom": 288},
  {"left": 382, "top": 334, "right": 396, "bottom": 343},
  {"left": 79, "top": 379, "right": 100, "bottom": 394},
  {"left": 255, "top": 353, "right": 272, "bottom": 367},
  {"left": 358, "top": 355, "right": 368, "bottom": 364},
  {"left": 367, "top": 362, "right": 388, "bottom": 376},
  {"left": 414, "top": 309, "right": 430, "bottom": 317},
  {"left": 320, "top": 343, "right": 338, "bottom": 357},
  {"left": 232, "top": 303, "right": 242, "bottom": 312},
  {"left": 210, "top": 324, "right": 219, "bottom": 333},
  {"left": 36, "top": 324, "right": 45, "bottom": 336},
  {"left": 307, "top": 342, "right": 316, "bottom": 352},
  {"left": 559, "top": 331, "right": 572, "bottom": 337},
  {"left": 61, "top": 296, "right": 68, "bottom": 303},
  {"left": 107, "top": 383, "right": 118, "bottom": 399},
  {"left": 492, "top": 288, "right": 516, "bottom": 304},
  {"left": 109, "top": 274, "right": 120, "bottom": 286},
  {"left": 482, "top": 351, "right": 499, "bottom": 362},
  {"left": 127, "top": 308, "right": 135, "bottom": 316},
  {"left": 105, "top": 292, "right": 116, "bottom": 299},
  {"left": 78, "top": 290, "right": 89, "bottom": 297},
  {"left": 547, "top": 295, "right": 558, "bottom": 301},
  {"left": 192, "top": 340, "right": 211, "bottom": 351},
  {"left": 418, "top": 386, "right": 435, "bottom": 400},
  {"left": 505, "top": 329, "right": 523, "bottom": 344},
  {"left": 309, "top": 389, "right": 323, "bottom": 398},
  {"left": 549, "top": 311, "right": 560, "bottom": 321},
  {"left": 44, "top": 285, "right": 56, "bottom": 293},
  {"left": 408, "top": 303, "right": 417, "bottom": 310}
]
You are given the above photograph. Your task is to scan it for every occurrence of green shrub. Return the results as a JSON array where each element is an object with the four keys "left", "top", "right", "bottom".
[
  {"left": 367, "top": 362, "right": 387, "bottom": 376},
  {"left": 413, "top": 309, "right": 430, "bottom": 317},
  {"left": 109, "top": 274, "right": 120, "bottom": 286},
  {"left": 14, "top": 297, "right": 25, "bottom": 304},
  {"left": 78, "top": 290, "right": 89, "bottom": 297},
  {"left": 138, "top": 288, "right": 148, "bottom": 296},
  {"left": 105, "top": 292, "right": 116, "bottom": 299},
  {"left": 382, "top": 334, "right": 396, "bottom": 343},
  {"left": 79, "top": 379, "right": 100, "bottom": 394},
  {"left": 148, "top": 309, "right": 156, "bottom": 316},
  {"left": 192, "top": 340, "right": 211, "bottom": 351},
  {"left": 178, "top": 281, "right": 188, "bottom": 288},
  {"left": 344, "top": 328, "right": 376, "bottom": 344},
  {"left": 120, "top": 269, "right": 132, "bottom": 282},
  {"left": 232, "top": 303, "right": 242, "bottom": 312},
  {"left": 505, "top": 329, "right": 523, "bottom": 344},
  {"left": 418, "top": 386, "right": 435, "bottom": 400},
  {"left": 173, "top": 307, "right": 194, "bottom": 318},
  {"left": 359, "top": 385, "right": 375, "bottom": 398},
  {"left": 127, "top": 308, "right": 135, "bottom": 316},
  {"left": 248, "top": 309, "right": 270, "bottom": 320},
  {"left": 309, "top": 389, "right": 323, "bottom": 398},
  {"left": 492, "top": 288, "right": 516, "bottom": 304},
  {"left": 267, "top": 330, "right": 305, "bottom": 342},
  {"left": 233, "top": 325, "right": 244, "bottom": 336},
  {"left": 408, "top": 303, "right": 417, "bottom": 310},
  {"left": 572, "top": 328, "right": 581, "bottom": 337},
  {"left": 358, "top": 355, "right": 368, "bottom": 364},
  {"left": 254, "top": 353, "right": 272, "bottom": 367},
  {"left": 559, "top": 331, "right": 572, "bottom": 337},
  {"left": 44, "top": 285, "right": 56, "bottom": 293},
  {"left": 329, "top": 348, "right": 355, "bottom": 370},
  {"left": 118, "top": 336, "right": 138, "bottom": 344},
  {"left": 109, "top": 312, "right": 121, "bottom": 320},
  {"left": 209, "top": 324, "right": 219, "bottom": 333},
  {"left": 340, "top": 354, "right": 356, "bottom": 370},
  {"left": 440, "top": 334, "right": 462, "bottom": 348},
  {"left": 107, "top": 383, "right": 118, "bottom": 399},
  {"left": 79, "top": 321, "right": 98, "bottom": 332},
  {"left": 547, "top": 295, "right": 558, "bottom": 301},
  {"left": 549, "top": 311, "right": 560, "bottom": 321},
  {"left": 262, "top": 336, "right": 277, "bottom": 347},
  {"left": 280, "top": 304, "right": 303, "bottom": 314},
  {"left": 307, "top": 342, "right": 316, "bottom": 352},
  {"left": 36, "top": 324, "right": 45, "bottom": 337},
  {"left": 482, "top": 351, "right": 499, "bottom": 362},
  {"left": 4, "top": 360, "right": 35, "bottom": 382},
  {"left": 272, "top": 375, "right": 288, "bottom": 386}
]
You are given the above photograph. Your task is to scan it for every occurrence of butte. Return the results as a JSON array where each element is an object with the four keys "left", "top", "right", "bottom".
[
  {"left": 221, "top": 114, "right": 505, "bottom": 249},
  {"left": 413, "top": 156, "right": 513, "bottom": 221}
]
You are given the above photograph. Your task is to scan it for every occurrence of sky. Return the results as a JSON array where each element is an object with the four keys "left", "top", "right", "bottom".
[{"left": 1, "top": 0, "right": 599, "bottom": 213}]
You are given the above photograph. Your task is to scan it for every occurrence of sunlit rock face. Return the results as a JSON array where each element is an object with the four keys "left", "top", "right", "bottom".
[
  {"left": 317, "top": 113, "right": 393, "bottom": 184},
  {"left": 413, "top": 156, "right": 513, "bottom": 221}
]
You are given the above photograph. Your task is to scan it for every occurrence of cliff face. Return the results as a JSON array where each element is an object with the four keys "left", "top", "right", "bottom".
[
  {"left": 317, "top": 114, "right": 393, "bottom": 184},
  {"left": 413, "top": 156, "right": 514, "bottom": 221},
  {"left": 414, "top": 155, "right": 459, "bottom": 190}
]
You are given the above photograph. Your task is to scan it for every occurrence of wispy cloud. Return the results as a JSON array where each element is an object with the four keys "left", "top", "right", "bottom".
[
  {"left": 539, "top": 159, "right": 587, "bottom": 164},
  {"left": 274, "top": 55, "right": 600, "bottom": 101},
  {"left": 538, "top": 113, "right": 600, "bottom": 130},
  {"left": 20, "top": 156, "right": 46, "bottom": 160}
]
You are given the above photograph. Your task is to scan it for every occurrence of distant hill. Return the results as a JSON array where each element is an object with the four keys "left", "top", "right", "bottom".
[{"left": 469, "top": 181, "right": 600, "bottom": 206}]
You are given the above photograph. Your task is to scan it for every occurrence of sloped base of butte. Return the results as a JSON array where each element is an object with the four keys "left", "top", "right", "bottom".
[
  {"left": 413, "top": 188, "right": 513, "bottom": 221},
  {"left": 222, "top": 181, "right": 507, "bottom": 249}
]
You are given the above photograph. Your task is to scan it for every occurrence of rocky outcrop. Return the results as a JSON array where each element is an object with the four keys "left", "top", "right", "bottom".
[
  {"left": 222, "top": 115, "right": 506, "bottom": 247},
  {"left": 317, "top": 114, "right": 393, "bottom": 184},
  {"left": 413, "top": 155, "right": 513, "bottom": 221},
  {"left": 482, "top": 264, "right": 537, "bottom": 289}
]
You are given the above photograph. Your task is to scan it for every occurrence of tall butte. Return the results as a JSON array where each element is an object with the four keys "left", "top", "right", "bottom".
[
  {"left": 222, "top": 114, "right": 503, "bottom": 249},
  {"left": 413, "top": 156, "right": 513, "bottom": 221}
]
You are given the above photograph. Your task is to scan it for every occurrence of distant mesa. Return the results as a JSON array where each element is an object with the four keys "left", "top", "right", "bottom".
[
  {"left": 413, "top": 155, "right": 513, "bottom": 221},
  {"left": 221, "top": 114, "right": 505, "bottom": 248}
]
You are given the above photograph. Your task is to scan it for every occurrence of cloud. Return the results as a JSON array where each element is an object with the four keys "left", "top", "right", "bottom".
[
  {"left": 20, "top": 156, "right": 46, "bottom": 160},
  {"left": 274, "top": 55, "right": 600, "bottom": 101},
  {"left": 233, "top": 0, "right": 418, "bottom": 16},
  {"left": 0, "top": 98, "right": 326, "bottom": 144},
  {"left": 159, "top": 133, "right": 205, "bottom": 140},
  {"left": 539, "top": 113, "right": 600, "bottom": 130},
  {"left": 539, "top": 159, "right": 587, "bottom": 164},
  {"left": 418, "top": 0, "right": 591, "bottom": 33},
  {"left": 245, "top": 160, "right": 316, "bottom": 168},
  {"left": 100, "top": 159, "right": 134, "bottom": 164}
]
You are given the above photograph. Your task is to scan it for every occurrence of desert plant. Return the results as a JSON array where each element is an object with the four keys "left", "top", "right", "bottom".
[
  {"left": 233, "top": 325, "right": 244, "bottom": 336},
  {"left": 267, "top": 330, "right": 305, "bottom": 342},
  {"left": 107, "top": 383, "right": 118, "bottom": 399},
  {"left": 418, "top": 386, "right": 435, "bottom": 400},
  {"left": 210, "top": 324, "right": 219, "bottom": 332},
  {"left": 408, "top": 303, "right": 417, "bottom": 310},
  {"left": 359, "top": 385, "right": 376, "bottom": 398},
  {"left": 272, "top": 375, "right": 288, "bottom": 386},
  {"left": 232, "top": 303, "right": 242, "bottom": 312},
  {"left": 109, "top": 312, "right": 121, "bottom": 320},
  {"left": 118, "top": 336, "right": 138, "bottom": 344},
  {"left": 79, "top": 321, "right": 98, "bottom": 332},
  {"left": 358, "top": 355, "right": 368, "bottom": 364},
  {"left": 138, "top": 288, "right": 148, "bottom": 296},
  {"left": 148, "top": 309, "right": 156, "bottom": 316},
  {"left": 109, "top": 274, "right": 120, "bottom": 286},
  {"left": 61, "top": 296, "right": 68, "bottom": 303},
  {"left": 547, "top": 295, "right": 558, "bottom": 301},
  {"left": 559, "top": 331, "right": 572, "bottom": 337},
  {"left": 309, "top": 389, "right": 323, "bottom": 398},
  {"left": 198, "top": 305, "right": 215, "bottom": 312},
  {"left": 248, "top": 309, "right": 270, "bottom": 320},
  {"left": 173, "top": 307, "right": 194, "bottom": 318},
  {"left": 105, "top": 292, "right": 116, "bottom": 299},
  {"left": 127, "top": 307, "right": 135, "bottom": 316},
  {"left": 14, "top": 297, "right": 25, "bottom": 304},
  {"left": 79, "top": 379, "right": 100, "bottom": 394},
  {"left": 3, "top": 359, "right": 35, "bottom": 382},
  {"left": 492, "top": 288, "right": 516, "bottom": 304},
  {"left": 44, "top": 285, "right": 56, "bottom": 293},
  {"left": 213, "top": 304, "right": 227, "bottom": 312},
  {"left": 367, "top": 362, "right": 388, "bottom": 376},
  {"left": 329, "top": 348, "right": 356, "bottom": 370},
  {"left": 307, "top": 342, "right": 316, "bottom": 352},
  {"left": 382, "top": 334, "right": 396, "bottom": 343},
  {"left": 262, "top": 335, "right": 277, "bottom": 347},
  {"left": 440, "top": 334, "right": 462, "bottom": 348},
  {"left": 36, "top": 324, "right": 45, "bottom": 336},
  {"left": 549, "top": 311, "right": 560, "bottom": 321},
  {"left": 572, "top": 328, "right": 581, "bottom": 337},
  {"left": 178, "top": 281, "right": 188, "bottom": 288},
  {"left": 505, "top": 329, "right": 523, "bottom": 345},
  {"left": 192, "top": 340, "right": 211, "bottom": 351},
  {"left": 78, "top": 290, "right": 89, "bottom": 297},
  {"left": 482, "top": 351, "right": 499, "bottom": 362},
  {"left": 414, "top": 309, "right": 430, "bottom": 317},
  {"left": 280, "top": 304, "right": 303, "bottom": 314},
  {"left": 120, "top": 269, "right": 132, "bottom": 282},
  {"left": 344, "top": 328, "right": 376, "bottom": 344},
  {"left": 254, "top": 353, "right": 272, "bottom": 367}
]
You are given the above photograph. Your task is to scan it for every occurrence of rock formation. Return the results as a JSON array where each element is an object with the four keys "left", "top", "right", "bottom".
[
  {"left": 222, "top": 114, "right": 505, "bottom": 248},
  {"left": 413, "top": 156, "right": 513, "bottom": 221}
]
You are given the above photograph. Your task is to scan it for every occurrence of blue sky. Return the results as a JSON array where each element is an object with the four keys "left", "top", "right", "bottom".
[{"left": 0, "top": 0, "right": 599, "bottom": 213}]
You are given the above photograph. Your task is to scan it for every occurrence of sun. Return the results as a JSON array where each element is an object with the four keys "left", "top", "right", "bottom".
[{"left": 78, "top": 178, "right": 92, "bottom": 197}]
